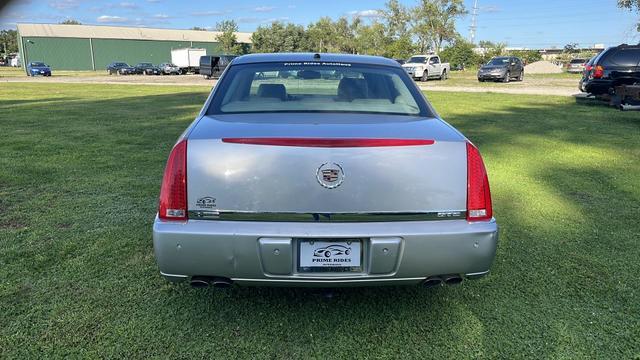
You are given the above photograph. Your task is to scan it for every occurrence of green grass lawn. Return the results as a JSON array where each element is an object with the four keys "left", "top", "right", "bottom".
[
  {"left": 1, "top": 84, "right": 639, "bottom": 358},
  {"left": 0, "top": 67, "right": 103, "bottom": 77}
]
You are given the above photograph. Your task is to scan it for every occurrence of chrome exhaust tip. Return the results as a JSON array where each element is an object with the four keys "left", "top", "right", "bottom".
[
  {"left": 423, "top": 277, "right": 443, "bottom": 288},
  {"left": 190, "top": 276, "right": 210, "bottom": 288},
  {"left": 442, "top": 274, "right": 463, "bottom": 286},
  {"left": 211, "top": 277, "right": 233, "bottom": 289}
]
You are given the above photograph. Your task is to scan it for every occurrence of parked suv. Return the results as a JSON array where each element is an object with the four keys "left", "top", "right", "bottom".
[
  {"left": 107, "top": 62, "right": 136, "bottom": 75},
  {"left": 199, "top": 55, "right": 236, "bottom": 79},
  {"left": 582, "top": 44, "right": 640, "bottom": 95},
  {"left": 477, "top": 56, "right": 524, "bottom": 82}
]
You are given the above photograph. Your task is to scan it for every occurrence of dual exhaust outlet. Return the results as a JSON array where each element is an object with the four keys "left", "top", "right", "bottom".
[
  {"left": 190, "top": 276, "right": 233, "bottom": 289},
  {"left": 423, "top": 274, "right": 464, "bottom": 288}
]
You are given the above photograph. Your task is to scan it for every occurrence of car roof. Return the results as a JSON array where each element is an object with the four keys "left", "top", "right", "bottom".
[{"left": 232, "top": 53, "right": 400, "bottom": 67}]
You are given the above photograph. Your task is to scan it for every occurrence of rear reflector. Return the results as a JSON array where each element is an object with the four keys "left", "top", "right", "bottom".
[
  {"left": 158, "top": 139, "right": 188, "bottom": 221},
  {"left": 466, "top": 142, "right": 493, "bottom": 222},
  {"left": 222, "top": 138, "right": 435, "bottom": 147}
]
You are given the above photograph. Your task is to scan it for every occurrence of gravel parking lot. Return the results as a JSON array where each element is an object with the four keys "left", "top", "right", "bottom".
[{"left": 1, "top": 68, "right": 583, "bottom": 96}]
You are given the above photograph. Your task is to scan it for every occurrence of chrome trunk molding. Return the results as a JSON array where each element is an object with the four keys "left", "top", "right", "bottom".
[{"left": 188, "top": 210, "right": 466, "bottom": 222}]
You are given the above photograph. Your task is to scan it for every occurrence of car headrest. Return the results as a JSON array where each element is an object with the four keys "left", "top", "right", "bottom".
[
  {"left": 257, "top": 84, "right": 287, "bottom": 101},
  {"left": 337, "top": 78, "right": 368, "bottom": 101}
]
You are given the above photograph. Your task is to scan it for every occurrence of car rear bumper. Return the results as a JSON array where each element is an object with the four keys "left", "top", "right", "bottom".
[{"left": 153, "top": 216, "right": 499, "bottom": 287}]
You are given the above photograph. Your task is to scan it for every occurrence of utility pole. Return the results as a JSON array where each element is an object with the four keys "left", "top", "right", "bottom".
[{"left": 469, "top": 0, "right": 479, "bottom": 45}]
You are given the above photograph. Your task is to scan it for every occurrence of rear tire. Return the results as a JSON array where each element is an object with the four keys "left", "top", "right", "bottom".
[
  {"left": 518, "top": 71, "right": 524, "bottom": 81},
  {"left": 503, "top": 72, "right": 510, "bottom": 83}
]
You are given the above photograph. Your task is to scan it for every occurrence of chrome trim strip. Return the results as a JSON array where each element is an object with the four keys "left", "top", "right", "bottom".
[
  {"left": 188, "top": 210, "right": 466, "bottom": 222},
  {"left": 231, "top": 277, "right": 427, "bottom": 283}
]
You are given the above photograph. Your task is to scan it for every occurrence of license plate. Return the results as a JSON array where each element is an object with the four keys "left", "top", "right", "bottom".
[{"left": 298, "top": 239, "right": 362, "bottom": 272}]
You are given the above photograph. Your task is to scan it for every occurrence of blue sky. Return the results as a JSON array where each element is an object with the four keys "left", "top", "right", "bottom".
[{"left": 1, "top": 0, "right": 638, "bottom": 48}]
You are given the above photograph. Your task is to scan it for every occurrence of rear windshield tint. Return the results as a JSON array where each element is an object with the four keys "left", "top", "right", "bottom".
[
  {"left": 207, "top": 62, "right": 430, "bottom": 117},
  {"left": 602, "top": 48, "right": 640, "bottom": 66}
]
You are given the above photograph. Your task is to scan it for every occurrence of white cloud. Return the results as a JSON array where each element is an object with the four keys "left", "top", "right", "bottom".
[
  {"left": 119, "top": 2, "right": 138, "bottom": 9},
  {"left": 190, "top": 10, "right": 225, "bottom": 16},
  {"left": 49, "top": 0, "right": 79, "bottom": 10},
  {"left": 348, "top": 9, "right": 382, "bottom": 18},
  {"left": 254, "top": 6, "right": 275, "bottom": 13},
  {"left": 261, "top": 17, "right": 289, "bottom": 24},
  {"left": 480, "top": 5, "right": 501, "bottom": 13},
  {"left": 236, "top": 17, "right": 260, "bottom": 23},
  {"left": 97, "top": 15, "right": 129, "bottom": 23},
  {"left": 153, "top": 14, "right": 170, "bottom": 19}
]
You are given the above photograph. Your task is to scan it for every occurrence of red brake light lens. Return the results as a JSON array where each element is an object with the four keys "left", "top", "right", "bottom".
[
  {"left": 158, "top": 139, "right": 188, "bottom": 221},
  {"left": 466, "top": 142, "right": 493, "bottom": 222},
  {"left": 593, "top": 65, "right": 604, "bottom": 79},
  {"left": 222, "top": 138, "right": 435, "bottom": 147}
]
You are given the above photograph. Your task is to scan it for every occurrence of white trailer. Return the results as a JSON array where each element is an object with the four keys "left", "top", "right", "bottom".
[{"left": 170, "top": 48, "right": 206, "bottom": 74}]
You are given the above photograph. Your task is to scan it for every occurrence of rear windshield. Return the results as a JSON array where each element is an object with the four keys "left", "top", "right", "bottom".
[
  {"left": 207, "top": 62, "right": 429, "bottom": 116},
  {"left": 570, "top": 59, "right": 586, "bottom": 64},
  {"left": 30, "top": 62, "right": 45, "bottom": 67},
  {"left": 602, "top": 48, "right": 640, "bottom": 66}
]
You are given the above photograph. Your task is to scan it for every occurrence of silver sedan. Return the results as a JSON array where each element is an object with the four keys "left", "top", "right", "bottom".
[{"left": 153, "top": 53, "right": 498, "bottom": 288}]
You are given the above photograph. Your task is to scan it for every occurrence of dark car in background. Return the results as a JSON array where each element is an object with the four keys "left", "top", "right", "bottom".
[
  {"left": 134, "top": 62, "right": 161, "bottom": 75},
  {"left": 27, "top": 61, "right": 51, "bottom": 76},
  {"left": 567, "top": 58, "right": 587, "bottom": 73},
  {"left": 158, "top": 62, "right": 181, "bottom": 75},
  {"left": 107, "top": 62, "right": 136, "bottom": 75},
  {"left": 582, "top": 44, "right": 640, "bottom": 95},
  {"left": 579, "top": 56, "right": 597, "bottom": 92},
  {"left": 477, "top": 56, "right": 524, "bottom": 82},
  {"left": 199, "top": 55, "right": 236, "bottom": 79}
]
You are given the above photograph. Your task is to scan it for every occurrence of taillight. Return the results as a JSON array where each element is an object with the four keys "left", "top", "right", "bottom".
[
  {"left": 593, "top": 65, "right": 604, "bottom": 79},
  {"left": 466, "top": 142, "right": 493, "bottom": 222},
  {"left": 158, "top": 139, "right": 187, "bottom": 221}
]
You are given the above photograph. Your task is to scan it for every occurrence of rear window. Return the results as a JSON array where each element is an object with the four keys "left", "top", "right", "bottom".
[
  {"left": 207, "top": 62, "right": 429, "bottom": 116},
  {"left": 602, "top": 48, "right": 640, "bottom": 66},
  {"left": 570, "top": 59, "right": 586, "bottom": 64}
]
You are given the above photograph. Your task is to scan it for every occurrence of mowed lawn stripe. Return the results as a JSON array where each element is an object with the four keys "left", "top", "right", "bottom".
[{"left": 0, "top": 83, "right": 638, "bottom": 358}]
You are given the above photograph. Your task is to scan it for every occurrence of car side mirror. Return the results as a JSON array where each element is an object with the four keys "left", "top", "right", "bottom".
[{"left": 511, "top": 62, "right": 516, "bottom": 66}]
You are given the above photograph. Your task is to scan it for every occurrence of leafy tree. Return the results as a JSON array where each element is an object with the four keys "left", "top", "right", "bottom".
[
  {"left": 190, "top": 27, "right": 207, "bottom": 31},
  {"left": 383, "top": 34, "right": 415, "bottom": 59},
  {"left": 355, "top": 21, "right": 390, "bottom": 56},
  {"left": 307, "top": 17, "right": 339, "bottom": 52},
  {"left": 0, "top": 29, "right": 18, "bottom": 55},
  {"left": 251, "top": 22, "right": 309, "bottom": 53},
  {"left": 618, "top": 0, "right": 640, "bottom": 31},
  {"left": 508, "top": 50, "right": 542, "bottom": 65},
  {"left": 477, "top": 40, "right": 507, "bottom": 64},
  {"left": 60, "top": 19, "right": 82, "bottom": 25},
  {"left": 440, "top": 37, "right": 479, "bottom": 68},
  {"left": 214, "top": 20, "right": 243, "bottom": 55},
  {"left": 411, "top": 0, "right": 467, "bottom": 53},
  {"left": 381, "top": 0, "right": 411, "bottom": 38}
]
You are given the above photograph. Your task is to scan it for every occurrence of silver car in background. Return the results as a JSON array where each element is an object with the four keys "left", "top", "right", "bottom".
[{"left": 153, "top": 53, "right": 498, "bottom": 288}]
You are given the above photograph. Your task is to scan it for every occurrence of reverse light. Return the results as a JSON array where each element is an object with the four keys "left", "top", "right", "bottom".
[
  {"left": 593, "top": 65, "right": 604, "bottom": 79},
  {"left": 466, "top": 142, "right": 493, "bottom": 222},
  {"left": 158, "top": 139, "right": 188, "bottom": 221}
]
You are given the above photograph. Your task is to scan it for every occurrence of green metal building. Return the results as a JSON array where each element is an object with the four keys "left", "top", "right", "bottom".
[{"left": 16, "top": 23, "right": 252, "bottom": 72}]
